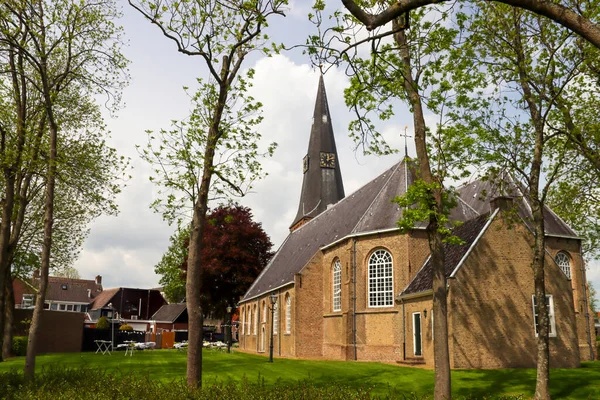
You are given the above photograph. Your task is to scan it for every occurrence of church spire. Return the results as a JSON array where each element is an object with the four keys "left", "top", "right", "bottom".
[{"left": 290, "top": 75, "right": 345, "bottom": 231}]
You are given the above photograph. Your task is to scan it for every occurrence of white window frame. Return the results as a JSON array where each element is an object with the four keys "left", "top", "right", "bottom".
[
  {"left": 532, "top": 294, "right": 557, "bottom": 337},
  {"left": 333, "top": 259, "right": 342, "bottom": 312},
  {"left": 413, "top": 312, "right": 422, "bottom": 356},
  {"left": 285, "top": 294, "right": 291, "bottom": 334},
  {"left": 21, "top": 294, "right": 34, "bottom": 308},
  {"left": 368, "top": 249, "right": 394, "bottom": 308},
  {"left": 554, "top": 252, "right": 571, "bottom": 279}
]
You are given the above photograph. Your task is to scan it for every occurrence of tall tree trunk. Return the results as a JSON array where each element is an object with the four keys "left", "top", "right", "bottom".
[
  {"left": 3, "top": 272, "right": 15, "bottom": 359},
  {"left": 394, "top": 21, "right": 451, "bottom": 400}
]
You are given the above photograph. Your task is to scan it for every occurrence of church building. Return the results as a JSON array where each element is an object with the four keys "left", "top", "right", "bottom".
[{"left": 238, "top": 76, "right": 597, "bottom": 368}]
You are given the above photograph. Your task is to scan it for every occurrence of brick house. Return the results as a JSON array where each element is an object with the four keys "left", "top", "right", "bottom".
[
  {"left": 14, "top": 274, "right": 103, "bottom": 313},
  {"left": 237, "top": 76, "right": 597, "bottom": 368}
]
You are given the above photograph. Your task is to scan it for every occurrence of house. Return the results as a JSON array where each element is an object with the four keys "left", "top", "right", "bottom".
[
  {"left": 88, "top": 287, "right": 168, "bottom": 331},
  {"left": 13, "top": 273, "right": 103, "bottom": 312},
  {"left": 151, "top": 303, "right": 188, "bottom": 332},
  {"left": 237, "top": 75, "right": 597, "bottom": 368}
]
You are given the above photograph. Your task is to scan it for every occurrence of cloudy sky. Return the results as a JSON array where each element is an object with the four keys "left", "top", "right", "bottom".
[{"left": 71, "top": 1, "right": 599, "bottom": 302}]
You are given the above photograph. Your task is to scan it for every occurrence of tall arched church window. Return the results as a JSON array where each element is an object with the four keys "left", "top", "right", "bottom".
[
  {"left": 247, "top": 307, "right": 252, "bottom": 336},
  {"left": 285, "top": 294, "right": 291, "bottom": 334},
  {"left": 555, "top": 252, "right": 571, "bottom": 279},
  {"left": 368, "top": 249, "right": 394, "bottom": 307},
  {"left": 253, "top": 304, "right": 257, "bottom": 335},
  {"left": 333, "top": 259, "right": 342, "bottom": 312},
  {"left": 273, "top": 299, "right": 279, "bottom": 335},
  {"left": 241, "top": 307, "right": 245, "bottom": 335},
  {"left": 262, "top": 301, "right": 267, "bottom": 322}
]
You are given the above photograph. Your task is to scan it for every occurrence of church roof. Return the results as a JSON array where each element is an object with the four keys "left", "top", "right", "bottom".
[
  {"left": 455, "top": 174, "right": 577, "bottom": 238},
  {"left": 291, "top": 75, "right": 345, "bottom": 228},
  {"left": 401, "top": 212, "right": 493, "bottom": 296},
  {"left": 243, "top": 159, "right": 414, "bottom": 301}
]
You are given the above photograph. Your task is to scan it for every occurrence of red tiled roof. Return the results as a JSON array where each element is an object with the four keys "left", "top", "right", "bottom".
[{"left": 90, "top": 288, "right": 119, "bottom": 310}]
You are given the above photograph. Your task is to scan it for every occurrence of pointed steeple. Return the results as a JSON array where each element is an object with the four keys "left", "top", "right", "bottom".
[{"left": 290, "top": 75, "right": 345, "bottom": 231}]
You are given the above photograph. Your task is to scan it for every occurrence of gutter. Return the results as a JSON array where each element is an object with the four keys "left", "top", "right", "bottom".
[
  {"left": 240, "top": 282, "right": 294, "bottom": 304},
  {"left": 321, "top": 226, "right": 426, "bottom": 252},
  {"left": 397, "top": 289, "right": 433, "bottom": 301}
]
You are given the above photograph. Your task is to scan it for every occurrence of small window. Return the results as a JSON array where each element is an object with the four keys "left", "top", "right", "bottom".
[
  {"left": 333, "top": 259, "right": 342, "bottom": 312},
  {"left": 59, "top": 304, "right": 66, "bottom": 311},
  {"left": 368, "top": 249, "right": 394, "bottom": 307},
  {"left": 554, "top": 252, "right": 571, "bottom": 279},
  {"left": 67, "top": 304, "right": 73, "bottom": 311},
  {"left": 532, "top": 295, "right": 557, "bottom": 337},
  {"left": 285, "top": 294, "right": 291, "bottom": 334},
  {"left": 61, "top": 284, "right": 67, "bottom": 290},
  {"left": 50, "top": 303, "right": 58, "bottom": 310},
  {"left": 43, "top": 303, "right": 50, "bottom": 310}
]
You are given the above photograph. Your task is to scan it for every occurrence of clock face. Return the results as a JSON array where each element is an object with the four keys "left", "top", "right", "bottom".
[
  {"left": 319, "top": 152, "right": 336, "bottom": 169},
  {"left": 303, "top": 155, "right": 309, "bottom": 173}
]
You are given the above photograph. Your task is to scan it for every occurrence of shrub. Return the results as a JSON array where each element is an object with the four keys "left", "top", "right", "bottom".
[
  {"left": 119, "top": 324, "right": 133, "bottom": 331},
  {"left": 12, "top": 336, "right": 27, "bottom": 356},
  {"left": 96, "top": 316, "right": 109, "bottom": 329}
]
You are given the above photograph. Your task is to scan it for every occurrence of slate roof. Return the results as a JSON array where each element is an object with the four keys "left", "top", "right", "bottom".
[
  {"left": 401, "top": 212, "right": 493, "bottom": 296},
  {"left": 244, "top": 159, "right": 421, "bottom": 301},
  {"left": 44, "top": 276, "right": 102, "bottom": 303},
  {"left": 456, "top": 174, "right": 577, "bottom": 238},
  {"left": 291, "top": 75, "right": 345, "bottom": 228},
  {"left": 151, "top": 303, "right": 187, "bottom": 322}
]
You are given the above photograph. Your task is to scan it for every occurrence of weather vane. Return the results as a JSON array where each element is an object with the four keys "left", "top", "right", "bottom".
[{"left": 400, "top": 125, "right": 411, "bottom": 158}]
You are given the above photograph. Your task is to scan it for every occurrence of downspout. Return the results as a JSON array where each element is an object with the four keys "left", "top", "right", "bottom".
[
  {"left": 402, "top": 298, "right": 406, "bottom": 360},
  {"left": 579, "top": 251, "right": 594, "bottom": 360},
  {"left": 352, "top": 238, "right": 357, "bottom": 361},
  {"left": 278, "top": 292, "right": 282, "bottom": 356}
]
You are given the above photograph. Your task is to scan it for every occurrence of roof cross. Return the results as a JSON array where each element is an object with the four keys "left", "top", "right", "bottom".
[{"left": 400, "top": 126, "right": 411, "bottom": 158}]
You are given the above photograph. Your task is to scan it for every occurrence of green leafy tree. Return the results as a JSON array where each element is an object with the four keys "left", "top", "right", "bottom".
[
  {"left": 155, "top": 227, "right": 188, "bottom": 304},
  {"left": 310, "top": 4, "right": 484, "bottom": 398},
  {"left": 0, "top": 0, "right": 128, "bottom": 377},
  {"left": 129, "top": 0, "right": 286, "bottom": 388},
  {"left": 464, "top": 3, "right": 600, "bottom": 398}
]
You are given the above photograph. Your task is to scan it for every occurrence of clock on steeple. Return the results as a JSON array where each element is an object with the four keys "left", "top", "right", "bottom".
[
  {"left": 319, "top": 152, "right": 336, "bottom": 168},
  {"left": 303, "top": 155, "right": 309, "bottom": 173}
]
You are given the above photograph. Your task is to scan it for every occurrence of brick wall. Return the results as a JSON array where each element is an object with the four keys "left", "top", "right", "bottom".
[{"left": 14, "top": 309, "right": 84, "bottom": 353}]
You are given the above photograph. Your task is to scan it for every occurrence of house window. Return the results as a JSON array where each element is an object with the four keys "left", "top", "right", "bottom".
[
  {"left": 333, "top": 259, "right": 342, "bottom": 312},
  {"left": 273, "top": 301, "right": 279, "bottom": 335},
  {"left": 253, "top": 305, "right": 257, "bottom": 335},
  {"left": 555, "top": 252, "right": 571, "bottom": 279},
  {"left": 368, "top": 249, "right": 394, "bottom": 307},
  {"left": 21, "top": 294, "right": 34, "bottom": 308},
  {"left": 50, "top": 303, "right": 58, "bottom": 311},
  {"left": 532, "top": 294, "right": 557, "bottom": 337},
  {"left": 285, "top": 294, "right": 291, "bottom": 334},
  {"left": 59, "top": 304, "right": 66, "bottom": 311},
  {"left": 247, "top": 307, "right": 252, "bottom": 336},
  {"left": 67, "top": 304, "right": 73, "bottom": 311}
]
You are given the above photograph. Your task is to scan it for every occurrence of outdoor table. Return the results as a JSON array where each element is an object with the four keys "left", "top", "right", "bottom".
[{"left": 94, "top": 340, "right": 112, "bottom": 355}]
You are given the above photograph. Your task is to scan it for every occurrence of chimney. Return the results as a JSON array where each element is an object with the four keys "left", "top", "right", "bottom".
[
  {"left": 490, "top": 196, "right": 514, "bottom": 212},
  {"left": 87, "top": 289, "right": 91, "bottom": 298},
  {"left": 95, "top": 275, "right": 102, "bottom": 285}
]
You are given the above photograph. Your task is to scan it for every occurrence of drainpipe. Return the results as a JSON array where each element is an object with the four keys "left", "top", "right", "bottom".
[
  {"left": 352, "top": 238, "right": 357, "bottom": 361},
  {"left": 579, "top": 251, "right": 594, "bottom": 360},
  {"left": 401, "top": 298, "right": 406, "bottom": 360}
]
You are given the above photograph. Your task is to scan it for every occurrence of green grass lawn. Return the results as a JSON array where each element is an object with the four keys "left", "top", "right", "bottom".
[{"left": 1, "top": 349, "right": 599, "bottom": 399}]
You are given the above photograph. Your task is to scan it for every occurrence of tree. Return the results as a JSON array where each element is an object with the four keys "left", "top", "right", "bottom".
[
  {"left": 309, "top": 3, "right": 483, "bottom": 398},
  {"left": 130, "top": 0, "right": 285, "bottom": 387},
  {"left": 463, "top": 3, "right": 600, "bottom": 398},
  {"left": 0, "top": 0, "right": 128, "bottom": 376},
  {"left": 155, "top": 227, "right": 188, "bottom": 304},
  {"left": 341, "top": 0, "right": 600, "bottom": 49}
]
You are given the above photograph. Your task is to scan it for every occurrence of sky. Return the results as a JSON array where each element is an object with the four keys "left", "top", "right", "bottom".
[{"left": 71, "top": 0, "right": 600, "bottom": 303}]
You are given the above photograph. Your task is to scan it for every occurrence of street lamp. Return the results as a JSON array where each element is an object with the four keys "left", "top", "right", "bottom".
[
  {"left": 268, "top": 293, "right": 277, "bottom": 363},
  {"left": 226, "top": 305, "right": 232, "bottom": 354},
  {"left": 107, "top": 302, "right": 114, "bottom": 353}
]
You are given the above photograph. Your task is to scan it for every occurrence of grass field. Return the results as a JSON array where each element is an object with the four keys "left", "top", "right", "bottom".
[{"left": 1, "top": 349, "right": 599, "bottom": 399}]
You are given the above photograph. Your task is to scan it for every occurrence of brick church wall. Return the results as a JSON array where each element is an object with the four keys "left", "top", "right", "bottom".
[{"left": 448, "top": 216, "right": 580, "bottom": 369}]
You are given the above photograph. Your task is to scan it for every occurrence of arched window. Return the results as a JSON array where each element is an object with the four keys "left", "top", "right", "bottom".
[
  {"left": 285, "top": 294, "right": 291, "bottom": 334},
  {"left": 241, "top": 307, "right": 245, "bottom": 335},
  {"left": 555, "top": 252, "right": 571, "bottom": 279},
  {"left": 333, "top": 259, "right": 342, "bottom": 312},
  {"left": 273, "top": 300, "right": 279, "bottom": 335},
  {"left": 262, "top": 301, "right": 267, "bottom": 322},
  {"left": 368, "top": 249, "right": 394, "bottom": 307},
  {"left": 253, "top": 304, "right": 258, "bottom": 335},
  {"left": 247, "top": 307, "right": 252, "bottom": 336}
]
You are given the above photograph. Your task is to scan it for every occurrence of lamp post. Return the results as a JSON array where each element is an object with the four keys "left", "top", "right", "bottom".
[
  {"left": 268, "top": 293, "right": 277, "bottom": 363},
  {"left": 107, "top": 302, "right": 114, "bottom": 353},
  {"left": 226, "top": 305, "right": 232, "bottom": 354}
]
